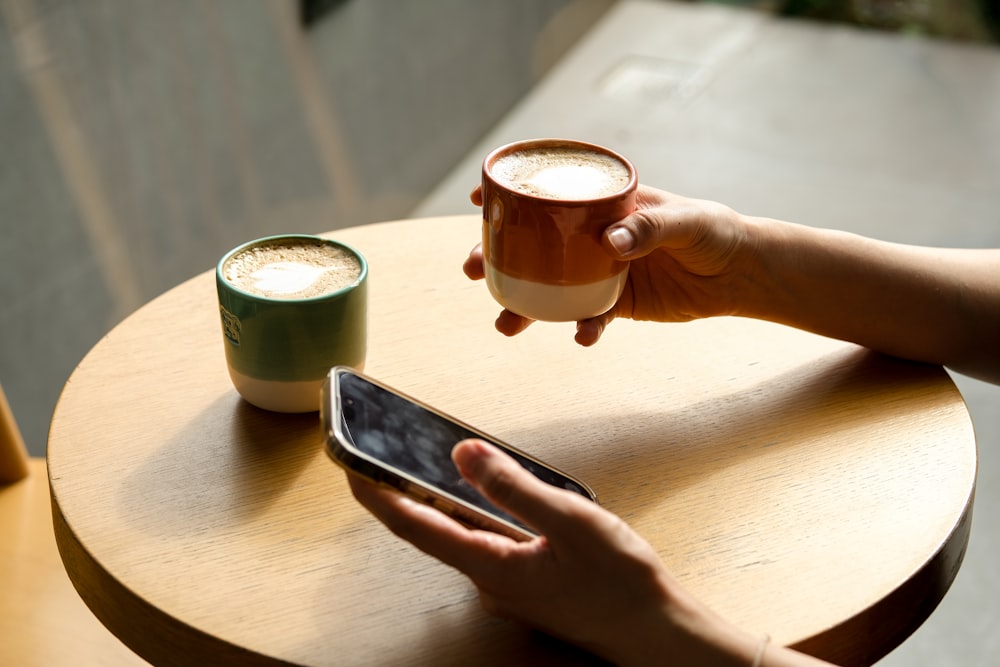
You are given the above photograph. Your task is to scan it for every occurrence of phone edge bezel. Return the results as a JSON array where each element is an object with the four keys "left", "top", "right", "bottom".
[{"left": 321, "top": 366, "right": 598, "bottom": 541}]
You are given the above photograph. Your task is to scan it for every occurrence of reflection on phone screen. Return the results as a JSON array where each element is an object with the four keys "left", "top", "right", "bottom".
[{"left": 338, "top": 371, "right": 591, "bottom": 533}]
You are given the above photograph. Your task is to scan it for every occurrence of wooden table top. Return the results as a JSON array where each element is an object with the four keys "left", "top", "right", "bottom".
[{"left": 48, "top": 215, "right": 976, "bottom": 667}]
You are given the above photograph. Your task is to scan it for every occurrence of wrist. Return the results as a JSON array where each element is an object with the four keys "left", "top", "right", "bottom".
[
  {"left": 728, "top": 214, "right": 835, "bottom": 327},
  {"left": 608, "top": 580, "right": 761, "bottom": 667},
  {"left": 724, "top": 212, "right": 779, "bottom": 321}
]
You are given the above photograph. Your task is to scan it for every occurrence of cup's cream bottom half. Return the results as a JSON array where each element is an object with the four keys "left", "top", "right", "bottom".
[
  {"left": 228, "top": 366, "right": 361, "bottom": 413},
  {"left": 484, "top": 261, "right": 628, "bottom": 322}
]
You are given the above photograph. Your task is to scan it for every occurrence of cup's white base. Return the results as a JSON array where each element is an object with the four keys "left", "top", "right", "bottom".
[
  {"left": 484, "top": 263, "right": 628, "bottom": 322},
  {"left": 228, "top": 369, "right": 324, "bottom": 413}
]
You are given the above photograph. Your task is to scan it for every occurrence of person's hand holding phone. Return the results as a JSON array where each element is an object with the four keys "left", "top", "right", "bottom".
[
  {"left": 465, "top": 184, "right": 753, "bottom": 346},
  {"left": 348, "top": 439, "right": 768, "bottom": 667}
]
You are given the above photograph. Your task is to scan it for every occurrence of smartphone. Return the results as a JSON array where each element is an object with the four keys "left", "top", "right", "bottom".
[{"left": 322, "top": 366, "right": 597, "bottom": 541}]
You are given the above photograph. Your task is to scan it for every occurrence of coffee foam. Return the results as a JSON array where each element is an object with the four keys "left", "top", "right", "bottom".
[
  {"left": 490, "top": 147, "right": 630, "bottom": 200},
  {"left": 224, "top": 240, "right": 361, "bottom": 299}
]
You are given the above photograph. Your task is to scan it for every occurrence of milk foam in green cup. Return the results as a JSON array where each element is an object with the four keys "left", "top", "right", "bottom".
[{"left": 216, "top": 234, "right": 367, "bottom": 412}]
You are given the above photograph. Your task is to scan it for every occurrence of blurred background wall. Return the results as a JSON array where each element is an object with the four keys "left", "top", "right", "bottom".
[{"left": 0, "top": 0, "right": 614, "bottom": 455}]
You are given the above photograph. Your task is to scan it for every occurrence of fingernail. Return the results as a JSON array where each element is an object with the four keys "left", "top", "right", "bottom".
[
  {"left": 607, "top": 227, "right": 636, "bottom": 255},
  {"left": 453, "top": 439, "right": 488, "bottom": 466}
]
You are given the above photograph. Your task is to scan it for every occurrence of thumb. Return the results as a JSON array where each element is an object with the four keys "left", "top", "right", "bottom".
[
  {"left": 452, "top": 439, "right": 572, "bottom": 537},
  {"left": 603, "top": 209, "right": 668, "bottom": 260}
]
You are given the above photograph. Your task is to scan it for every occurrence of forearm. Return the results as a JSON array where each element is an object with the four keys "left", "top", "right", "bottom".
[
  {"left": 611, "top": 581, "right": 835, "bottom": 667},
  {"left": 736, "top": 216, "right": 1000, "bottom": 381}
]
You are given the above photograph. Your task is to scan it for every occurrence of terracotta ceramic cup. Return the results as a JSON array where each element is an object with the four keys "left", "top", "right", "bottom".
[{"left": 480, "top": 138, "right": 638, "bottom": 322}]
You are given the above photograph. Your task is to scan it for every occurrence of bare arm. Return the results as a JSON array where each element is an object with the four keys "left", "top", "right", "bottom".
[
  {"left": 736, "top": 217, "right": 1000, "bottom": 382},
  {"left": 467, "top": 185, "right": 1000, "bottom": 382}
]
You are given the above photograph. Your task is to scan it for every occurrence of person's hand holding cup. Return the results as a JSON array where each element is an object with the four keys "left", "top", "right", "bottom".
[{"left": 479, "top": 138, "right": 637, "bottom": 323}]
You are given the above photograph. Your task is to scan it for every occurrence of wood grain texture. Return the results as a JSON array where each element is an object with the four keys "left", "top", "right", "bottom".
[{"left": 47, "top": 215, "right": 976, "bottom": 666}]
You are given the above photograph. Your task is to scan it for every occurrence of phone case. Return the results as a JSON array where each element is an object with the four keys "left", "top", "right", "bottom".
[{"left": 321, "top": 367, "right": 596, "bottom": 541}]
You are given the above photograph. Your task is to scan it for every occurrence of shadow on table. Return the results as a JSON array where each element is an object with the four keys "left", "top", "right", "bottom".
[{"left": 118, "top": 391, "right": 323, "bottom": 538}]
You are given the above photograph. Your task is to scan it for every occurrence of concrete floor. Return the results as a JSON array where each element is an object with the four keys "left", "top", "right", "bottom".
[{"left": 415, "top": 2, "right": 1000, "bottom": 665}]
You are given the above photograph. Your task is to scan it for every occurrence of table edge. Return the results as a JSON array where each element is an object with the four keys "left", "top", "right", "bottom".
[
  {"left": 50, "top": 489, "right": 302, "bottom": 667},
  {"left": 789, "top": 481, "right": 975, "bottom": 666}
]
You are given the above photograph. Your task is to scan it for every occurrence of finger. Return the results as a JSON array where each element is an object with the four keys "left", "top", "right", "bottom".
[
  {"left": 452, "top": 440, "right": 588, "bottom": 540},
  {"left": 463, "top": 244, "right": 485, "bottom": 280},
  {"left": 464, "top": 252, "right": 534, "bottom": 335},
  {"left": 463, "top": 247, "right": 534, "bottom": 336},
  {"left": 574, "top": 308, "right": 616, "bottom": 346},
  {"left": 602, "top": 209, "right": 663, "bottom": 260},
  {"left": 469, "top": 185, "right": 483, "bottom": 206},
  {"left": 495, "top": 309, "right": 534, "bottom": 336},
  {"left": 347, "top": 473, "right": 514, "bottom": 576},
  {"left": 605, "top": 195, "right": 725, "bottom": 261}
]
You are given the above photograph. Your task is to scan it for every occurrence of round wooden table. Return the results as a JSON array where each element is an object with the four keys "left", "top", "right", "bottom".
[{"left": 48, "top": 215, "right": 976, "bottom": 667}]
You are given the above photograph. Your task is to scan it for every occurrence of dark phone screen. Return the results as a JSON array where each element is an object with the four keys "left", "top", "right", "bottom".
[{"left": 337, "top": 371, "right": 592, "bottom": 533}]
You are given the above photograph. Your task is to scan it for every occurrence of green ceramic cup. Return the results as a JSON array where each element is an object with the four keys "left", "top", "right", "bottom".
[{"left": 216, "top": 234, "right": 367, "bottom": 413}]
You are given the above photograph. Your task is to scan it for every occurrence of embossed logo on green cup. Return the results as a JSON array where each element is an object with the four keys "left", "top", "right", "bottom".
[{"left": 216, "top": 235, "right": 367, "bottom": 413}]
